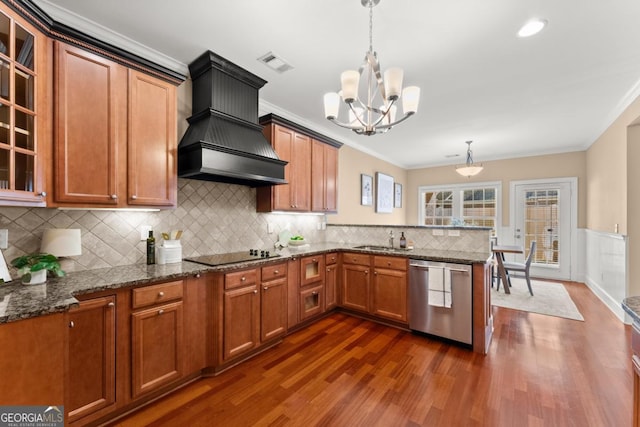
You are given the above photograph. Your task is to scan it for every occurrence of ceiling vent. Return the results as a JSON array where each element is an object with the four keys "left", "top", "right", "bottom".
[{"left": 257, "top": 51, "right": 294, "bottom": 73}]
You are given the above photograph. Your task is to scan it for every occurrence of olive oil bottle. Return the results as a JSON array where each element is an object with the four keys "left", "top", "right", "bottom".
[{"left": 146, "top": 230, "right": 156, "bottom": 265}]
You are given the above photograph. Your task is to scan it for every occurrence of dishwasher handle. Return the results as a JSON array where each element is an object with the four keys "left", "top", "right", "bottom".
[{"left": 409, "top": 263, "right": 469, "bottom": 274}]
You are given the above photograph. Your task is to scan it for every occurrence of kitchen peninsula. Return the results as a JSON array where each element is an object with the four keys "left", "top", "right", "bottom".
[{"left": 0, "top": 242, "right": 492, "bottom": 426}]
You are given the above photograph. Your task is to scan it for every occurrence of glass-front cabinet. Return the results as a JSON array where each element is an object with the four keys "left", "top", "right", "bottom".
[{"left": 0, "top": 5, "right": 48, "bottom": 206}]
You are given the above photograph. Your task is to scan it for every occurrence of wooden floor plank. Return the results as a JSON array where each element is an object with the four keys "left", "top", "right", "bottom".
[{"left": 110, "top": 281, "right": 632, "bottom": 427}]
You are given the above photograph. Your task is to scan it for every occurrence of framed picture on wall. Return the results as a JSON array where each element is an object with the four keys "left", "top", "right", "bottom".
[
  {"left": 394, "top": 183, "right": 402, "bottom": 208},
  {"left": 361, "top": 174, "right": 373, "bottom": 206},
  {"left": 376, "top": 172, "right": 394, "bottom": 213}
]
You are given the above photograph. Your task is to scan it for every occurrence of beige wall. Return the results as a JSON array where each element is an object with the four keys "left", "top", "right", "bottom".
[
  {"left": 406, "top": 152, "right": 587, "bottom": 227},
  {"left": 586, "top": 95, "right": 640, "bottom": 235},
  {"left": 328, "top": 145, "right": 408, "bottom": 225}
]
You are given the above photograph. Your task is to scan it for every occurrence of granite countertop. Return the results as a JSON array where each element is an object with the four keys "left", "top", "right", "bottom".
[
  {"left": 0, "top": 243, "right": 490, "bottom": 324},
  {"left": 622, "top": 296, "right": 640, "bottom": 323}
]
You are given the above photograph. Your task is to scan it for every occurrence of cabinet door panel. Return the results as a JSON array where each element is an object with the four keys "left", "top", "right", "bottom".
[
  {"left": 261, "top": 277, "right": 287, "bottom": 341},
  {"left": 128, "top": 69, "right": 176, "bottom": 206},
  {"left": 300, "top": 284, "right": 324, "bottom": 321},
  {"left": 67, "top": 295, "right": 116, "bottom": 422},
  {"left": 325, "top": 264, "right": 338, "bottom": 310},
  {"left": 131, "top": 301, "right": 183, "bottom": 398},
  {"left": 54, "top": 41, "right": 125, "bottom": 204},
  {"left": 371, "top": 268, "right": 407, "bottom": 322},
  {"left": 341, "top": 264, "right": 370, "bottom": 312},
  {"left": 223, "top": 285, "right": 259, "bottom": 361}
]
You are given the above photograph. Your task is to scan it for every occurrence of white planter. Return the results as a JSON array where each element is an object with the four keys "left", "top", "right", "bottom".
[{"left": 22, "top": 269, "right": 47, "bottom": 285}]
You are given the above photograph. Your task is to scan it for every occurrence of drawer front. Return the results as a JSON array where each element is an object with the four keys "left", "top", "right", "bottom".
[
  {"left": 132, "top": 280, "right": 183, "bottom": 309},
  {"left": 262, "top": 262, "right": 286, "bottom": 281},
  {"left": 325, "top": 252, "right": 338, "bottom": 265},
  {"left": 374, "top": 255, "right": 407, "bottom": 271},
  {"left": 225, "top": 268, "right": 258, "bottom": 290},
  {"left": 342, "top": 252, "right": 370, "bottom": 266}
]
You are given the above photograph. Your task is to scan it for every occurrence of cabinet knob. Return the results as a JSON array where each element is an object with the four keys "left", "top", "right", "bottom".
[
  {"left": 158, "top": 309, "right": 164, "bottom": 315},
  {"left": 195, "top": 273, "right": 201, "bottom": 278},
  {"left": 253, "top": 289, "right": 258, "bottom": 294},
  {"left": 312, "top": 258, "right": 317, "bottom": 262},
  {"left": 131, "top": 195, "right": 137, "bottom": 200},
  {"left": 107, "top": 302, "right": 115, "bottom": 307},
  {"left": 387, "top": 262, "right": 391, "bottom": 266},
  {"left": 274, "top": 270, "right": 279, "bottom": 274},
  {"left": 69, "top": 321, "right": 75, "bottom": 328},
  {"left": 241, "top": 276, "right": 246, "bottom": 281},
  {"left": 38, "top": 191, "right": 47, "bottom": 197},
  {"left": 374, "top": 271, "right": 378, "bottom": 275},
  {"left": 263, "top": 286, "right": 268, "bottom": 291},
  {"left": 158, "top": 291, "right": 165, "bottom": 297},
  {"left": 365, "top": 270, "right": 369, "bottom": 274},
  {"left": 110, "top": 194, "right": 117, "bottom": 199},
  {"left": 327, "top": 268, "right": 331, "bottom": 272},
  {"left": 312, "top": 291, "right": 317, "bottom": 295}
]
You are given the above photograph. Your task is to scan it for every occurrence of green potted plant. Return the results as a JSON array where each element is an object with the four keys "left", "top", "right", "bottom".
[{"left": 10, "top": 253, "right": 65, "bottom": 285}]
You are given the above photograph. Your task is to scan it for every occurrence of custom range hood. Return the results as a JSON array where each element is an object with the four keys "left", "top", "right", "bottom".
[{"left": 178, "top": 51, "right": 287, "bottom": 186}]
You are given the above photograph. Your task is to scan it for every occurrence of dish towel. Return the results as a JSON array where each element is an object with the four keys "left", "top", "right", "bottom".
[
  {"left": 428, "top": 266, "right": 453, "bottom": 308},
  {"left": 428, "top": 266, "right": 445, "bottom": 307}
]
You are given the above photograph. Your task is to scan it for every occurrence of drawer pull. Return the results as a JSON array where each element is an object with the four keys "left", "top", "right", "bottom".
[
  {"left": 158, "top": 309, "right": 164, "bottom": 315},
  {"left": 39, "top": 191, "right": 47, "bottom": 197},
  {"left": 263, "top": 286, "right": 268, "bottom": 291},
  {"left": 312, "top": 291, "right": 318, "bottom": 295},
  {"left": 107, "top": 302, "right": 115, "bottom": 307},
  {"left": 365, "top": 270, "right": 369, "bottom": 274},
  {"left": 253, "top": 290, "right": 258, "bottom": 294},
  {"left": 274, "top": 270, "right": 279, "bottom": 274},
  {"left": 110, "top": 194, "right": 117, "bottom": 200},
  {"left": 327, "top": 268, "right": 331, "bottom": 272},
  {"left": 241, "top": 276, "right": 246, "bottom": 282},
  {"left": 312, "top": 258, "right": 317, "bottom": 262},
  {"left": 158, "top": 291, "right": 165, "bottom": 297},
  {"left": 374, "top": 271, "right": 378, "bottom": 275},
  {"left": 131, "top": 195, "right": 137, "bottom": 200},
  {"left": 69, "top": 321, "right": 75, "bottom": 328},
  {"left": 195, "top": 273, "right": 201, "bottom": 278}
]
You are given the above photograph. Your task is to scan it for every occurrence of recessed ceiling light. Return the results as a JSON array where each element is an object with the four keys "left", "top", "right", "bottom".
[{"left": 517, "top": 18, "right": 547, "bottom": 37}]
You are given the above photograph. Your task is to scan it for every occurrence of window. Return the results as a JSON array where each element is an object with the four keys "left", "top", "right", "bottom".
[{"left": 419, "top": 182, "right": 501, "bottom": 234}]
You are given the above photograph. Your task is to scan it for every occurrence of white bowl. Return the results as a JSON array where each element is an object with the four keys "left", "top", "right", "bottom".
[{"left": 289, "top": 239, "right": 306, "bottom": 246}]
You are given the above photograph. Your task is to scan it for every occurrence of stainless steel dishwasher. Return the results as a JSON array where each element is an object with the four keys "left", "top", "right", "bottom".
[{"left": 409, "top": 259, "right": 472, "bottom": 345}]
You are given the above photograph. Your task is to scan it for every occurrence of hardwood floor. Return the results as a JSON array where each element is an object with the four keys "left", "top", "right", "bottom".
[{"left": 111, "top": 281, "right": 632, "bottom": 427}]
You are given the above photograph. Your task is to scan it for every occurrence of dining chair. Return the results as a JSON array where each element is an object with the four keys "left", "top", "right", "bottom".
[
  {"left": 489, "top": 236, "right": 499, "bottom": 288},
  {"left": 501, "top": 240, "right": 536, "bottom": 296}
]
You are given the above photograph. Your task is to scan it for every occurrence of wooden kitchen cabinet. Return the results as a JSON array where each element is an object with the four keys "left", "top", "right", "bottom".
[
  {"left": 131, "top": 280, "right": 184, "bottom": 399},
  {"left": 341, "top": 253, "right": 371, "bottom": 313},
  {"left": 299, "top": 255, "right": 326, "bottom": 321},
  {"left": 0, "top": 313, "right": 65, "bottom": 405},
  {"left": 52, "top": 41, "right": 177, "bottom": 208},
  {"left": 257, "top": 123, "right": 310, "bottom": 211},
  {"left": 311, "top": 139, "right": 338, "bottom": 213},
  {"left": 325, "top": 252, "right": 338, "bottom": 310},
  {"left": 257, "top": 114, "right": 342, "bottom": 213},
  {"left": 221, "top": 268, "right": 260, "bottom": 362},
  {"left": 261, "top": 262, "right": 287, "bottom": 342},
  {"left": 183, "top": 272, "right": 209, "bottom": 375},
  {"left": 0, "top": 4, "right": 51, "bottom": 206},
  {"left": 371, "top": 256, "right": 408, "bottom": 323},
  {"left": 66, "top": 295, "right": 116, "bottom": 424},
  {"left": 127, "top": 69, "right": 177, "bottom": 206}
]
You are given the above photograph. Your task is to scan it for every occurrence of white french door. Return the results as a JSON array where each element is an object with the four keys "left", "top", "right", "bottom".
[{"left": 511, "top": 179, "right": 576, "bottom": 280}]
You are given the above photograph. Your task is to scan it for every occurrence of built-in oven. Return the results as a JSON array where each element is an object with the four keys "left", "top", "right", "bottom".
[{"left": 409, "top": 259, "right": 472, "bottom": 345}]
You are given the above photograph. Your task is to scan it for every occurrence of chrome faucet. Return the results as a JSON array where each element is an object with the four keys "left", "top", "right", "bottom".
[{"left": 388, "top": 230, "right": 394, "bottom": 248}]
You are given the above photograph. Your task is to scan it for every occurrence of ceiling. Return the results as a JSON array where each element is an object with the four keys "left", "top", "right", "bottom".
[{"left": 33, "top": 0, "right": 640, "bottom": 169}]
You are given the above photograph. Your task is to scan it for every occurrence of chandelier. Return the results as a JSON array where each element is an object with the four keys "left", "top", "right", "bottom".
[
  {"left": 323, "top": 0, "right": 420, "bottom": 136},
  {"left": 455, "top": 141, "right": 484, "bottom": 177}
]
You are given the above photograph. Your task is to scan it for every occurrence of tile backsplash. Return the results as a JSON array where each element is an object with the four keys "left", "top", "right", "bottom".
[{"left": 0, "top": 179, "right": 325, "bottom": 277}]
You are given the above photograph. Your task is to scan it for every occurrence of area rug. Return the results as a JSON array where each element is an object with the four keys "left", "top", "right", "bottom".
[{"left": 491, "top": 278, "right": 584, "bottom": 321}]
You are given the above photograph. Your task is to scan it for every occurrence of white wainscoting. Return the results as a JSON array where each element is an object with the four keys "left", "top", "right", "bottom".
[{"left": 581, "top": 229, "right": 627, "bottom": 322}]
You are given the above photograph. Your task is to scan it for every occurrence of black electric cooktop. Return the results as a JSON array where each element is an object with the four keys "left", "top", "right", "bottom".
[{"left": 184, "top": 250, "right": 281, "bottom": 267}]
